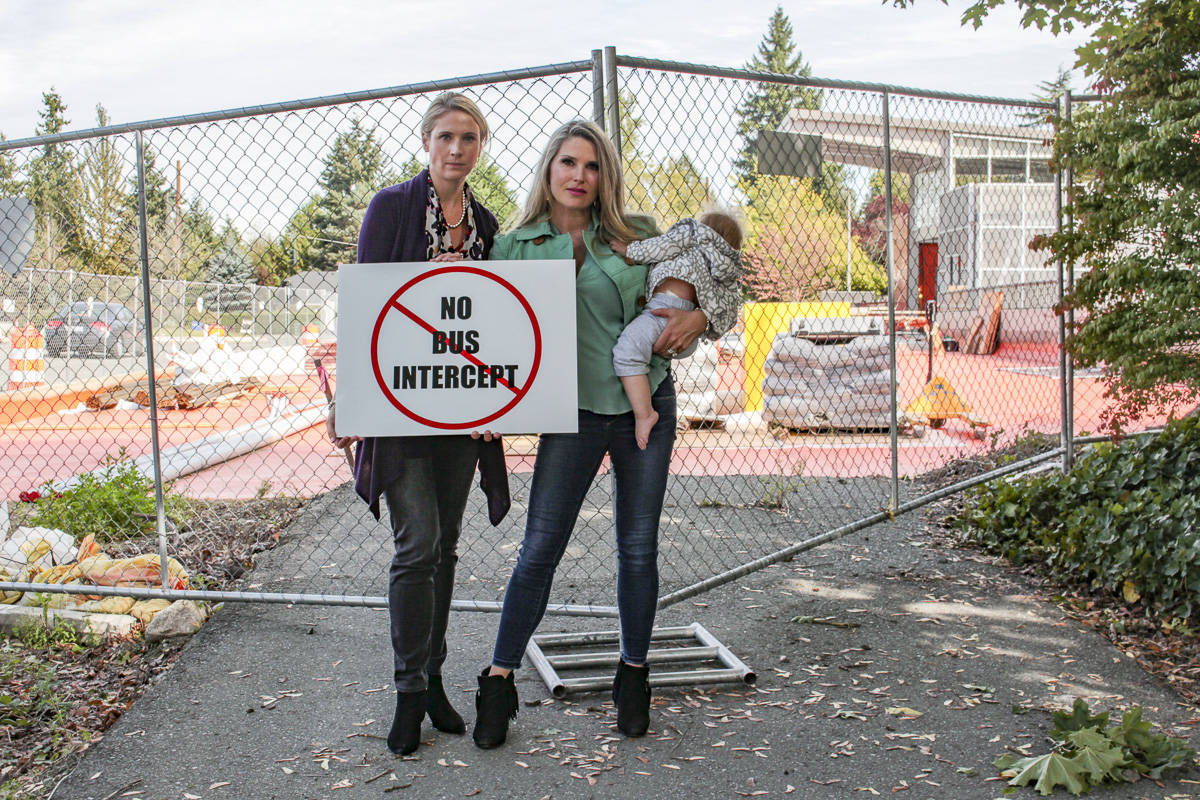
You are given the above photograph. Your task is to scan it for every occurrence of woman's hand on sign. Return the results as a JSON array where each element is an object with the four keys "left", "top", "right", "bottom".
[
  {"left": 326, "top": 406, "right": 362, "bottom": 449},
  {"left": 651, "top": 307, "right": 707, "bottom": 356},
  {"left": 430, "top": 252, "right": 463, "bottom": 263},
  {"left": 470, "top": 429, "right": 500, "bottom": 443}
]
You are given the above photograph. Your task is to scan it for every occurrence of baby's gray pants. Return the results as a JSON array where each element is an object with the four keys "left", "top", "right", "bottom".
[{"left": 612, "top": 292, "right": 698, "bottom": 377}]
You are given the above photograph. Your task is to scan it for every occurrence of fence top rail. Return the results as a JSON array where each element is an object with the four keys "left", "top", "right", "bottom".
[
  {"left": 613, "top": 53, "right": 1057, "bottom": 110},
  {"left": 0, "top": 59, "right": 594, "bottom": 151}
]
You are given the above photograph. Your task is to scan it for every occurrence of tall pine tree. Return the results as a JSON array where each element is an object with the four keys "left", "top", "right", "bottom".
[
  {"left": 77, "top": 105, "right": 135, "bottom": 274},
  {"left": 734, "top": 7, "right": 821, "bottom": 190},
  {"left": 26, "top": 90, "right": 85, "bottom": 267},
  {"left": 308, "top": 119, "right": 394, "bottom": 270},
  {"left": 205, "top": 221, "right": 255, "bottom": 314}
]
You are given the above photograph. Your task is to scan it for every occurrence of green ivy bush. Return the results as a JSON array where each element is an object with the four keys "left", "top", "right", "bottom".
[
  {"left": 28, "top": 450, "right": 160, "bottom": 543},
  {"left": 957, "top": 415, "right": 1200, "bottom": 621}
]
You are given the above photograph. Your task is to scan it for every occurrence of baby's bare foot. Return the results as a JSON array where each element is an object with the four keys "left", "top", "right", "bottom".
[{"left": 634, "top": 409, "right": 659, "bottom": 450}]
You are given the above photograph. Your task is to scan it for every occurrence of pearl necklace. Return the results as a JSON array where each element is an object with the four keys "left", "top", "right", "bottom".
[{"left": 445, "top": 186, "right": 468, "bottom": 229}]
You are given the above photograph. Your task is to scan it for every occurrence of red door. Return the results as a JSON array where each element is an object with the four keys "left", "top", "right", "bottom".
[{"left": 918, "top": 242, "right": 938, "bottom": 307}]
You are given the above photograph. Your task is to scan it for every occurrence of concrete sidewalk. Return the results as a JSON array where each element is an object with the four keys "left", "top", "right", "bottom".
[{"left": 52, "top": 486, "right": 1199, "bottom": 800}]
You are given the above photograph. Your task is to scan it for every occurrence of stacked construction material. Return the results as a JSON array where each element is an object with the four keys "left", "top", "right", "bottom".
[
  {"left": 762, "top": 319, "right": 892, "bottom": 430},
  {"left": 674, "top": 340, "right": 744, "bottom": 423}
]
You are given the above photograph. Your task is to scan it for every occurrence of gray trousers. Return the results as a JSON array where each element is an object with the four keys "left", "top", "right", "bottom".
[
  {"left": 612, "top": 292, "right": 698, "bottom": 377},
  {"left": 381, "top": 436, "right": 479, "bottom": 692}
]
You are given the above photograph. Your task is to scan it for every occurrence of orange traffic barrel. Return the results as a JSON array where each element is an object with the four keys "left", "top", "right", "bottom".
[{"left": 7, "top": 325, "right": 46, "bottom": 390}]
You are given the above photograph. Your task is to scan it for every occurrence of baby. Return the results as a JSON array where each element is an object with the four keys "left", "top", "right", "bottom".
[{"left": 611, "top": 211, "right": 743, "bottom": 449}]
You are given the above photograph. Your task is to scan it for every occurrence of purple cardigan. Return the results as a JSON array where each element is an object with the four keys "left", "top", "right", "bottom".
[{"left": 350, "top": 170, "right": 507, "bottom": 523}]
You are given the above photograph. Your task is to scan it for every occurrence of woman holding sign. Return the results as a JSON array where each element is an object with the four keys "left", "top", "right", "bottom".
[
  {"left": 326, "top": 92, "right": 509, "bottom": 756},
  {"left": 472, "top": 121, "right": 708, "bottom": 748}
]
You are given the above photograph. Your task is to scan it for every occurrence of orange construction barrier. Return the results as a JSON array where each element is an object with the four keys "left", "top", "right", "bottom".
[
  {"left": 300, "top": 323, "right": 319, "bottom": 346},
  {"left": 7, "top": 325, "right": 45, "bottom": 390}
]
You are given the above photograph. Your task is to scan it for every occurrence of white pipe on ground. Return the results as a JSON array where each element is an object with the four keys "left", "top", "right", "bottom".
[{"left": 51, "top": 401, "right": 328, "bottom": 492}]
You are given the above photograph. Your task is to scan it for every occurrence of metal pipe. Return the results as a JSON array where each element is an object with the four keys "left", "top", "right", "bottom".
[
  {"left": 453, "top": 600, "right": 619, "bottom": 617},
  {"left": 546, "top": 646, "right": 721, "bottom": 669},
  {"left": 0, "top": 581, "right": 620, "bottom": 615},
  {"left": 1063, "top": 91, "right": 1075, "bottom": 471},
  {"left": 526, "top": 635, "right": 567, "bottom": 697},
  {"left": 0, "top": 61, "right": 594, "bottom": 150},
  {"left": 611, "top": 55, "right": 1056, "bottom": 109},
  {"left": 656, "top": 445, "right": 1067, "bottom": 610},
  {"left": 883, "top": 89, "right": 900, "bottom": 509},
  {"left": 1055, "top": 95, "right": 1068, "bottom": 474},
  {"left": 591, "top": 49, "right": 606, "bottom": 129},
  {"left": 604, "top": 46, "right": 622, "bottom": 155},
  {"left": 533, "top": 626, "right": 696, "bottom": 646},
  {"left": 557, "top": 668, "right": 749, "bottom": 694},
  {"left": 691, "top": 622, "right": 758, "bottom": 684},
  {"left": 136, "top": 132, "right": 170, "bottom": 591},
  {"left": 0, "top": 581, "right": 388, "bottom": 607}
]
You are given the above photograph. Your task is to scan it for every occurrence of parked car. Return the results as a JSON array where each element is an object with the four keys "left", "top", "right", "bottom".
[{"left": 43, "top": 301, "right": 144, "bottom": 358}]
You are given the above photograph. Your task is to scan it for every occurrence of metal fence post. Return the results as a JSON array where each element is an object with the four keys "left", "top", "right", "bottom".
[
  {"left": 591, "top": 49, "right": 606, "bottom": 129},
  {"left": 604, "top": 46, "right": 621, "bottom": 154},
  {"left": 135, "top": 131, "right": 170, "bottom": 590},
  {"left": 1056, "top": 95, "right": 1069, "bottom": 473},
  {"left": 1063, "top": 91, "right": 1075, "bottom": 471},
  {"left": 883, "top": 89, "right": 899, "bottom": 510}
]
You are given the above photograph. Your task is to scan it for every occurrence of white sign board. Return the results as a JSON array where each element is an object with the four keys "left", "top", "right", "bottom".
[
  {"left": 0, "top": 197, "right": 35, "bottom": 277},
  {"left": 336, "top": 260, "right": 577, "bottom": 436}
]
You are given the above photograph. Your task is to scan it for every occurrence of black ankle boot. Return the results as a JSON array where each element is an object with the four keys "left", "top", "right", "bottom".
[
  {"left": 472, "top": 668, "right": 518, "bottom": 749},
  {"left": 426, "top": 675, "right": 465, "bottom": 734},
  {"left": 388, "top": 690, "right": 426, "bottom": 755},
  {"left": 613, "top": 661, "right": 651, "bottom": 737}
]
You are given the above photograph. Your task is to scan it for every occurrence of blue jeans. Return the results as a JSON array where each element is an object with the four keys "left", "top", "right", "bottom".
[{"left": 491, "top": 375, "right": 676, "bottom": 669}]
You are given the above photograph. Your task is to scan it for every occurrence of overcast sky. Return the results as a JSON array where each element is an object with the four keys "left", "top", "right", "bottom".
[{"left": 1, "top": 0, "right": 1090, "bottom": 141}]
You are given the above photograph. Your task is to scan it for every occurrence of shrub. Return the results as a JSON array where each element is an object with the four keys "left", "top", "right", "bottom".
[
  {"left": 29, "top": 450, "right": 158, "bottom": 543},
  {"left": 957, "top": 415, "right": 1200, "bottom": 621}
]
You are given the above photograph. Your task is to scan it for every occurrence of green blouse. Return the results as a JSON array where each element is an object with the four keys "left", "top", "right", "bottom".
[{"left": 490, "top": 216, "right": 667, "bottom": 414}]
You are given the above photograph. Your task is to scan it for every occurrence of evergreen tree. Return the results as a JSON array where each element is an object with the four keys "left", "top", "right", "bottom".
[
  {"left": 1022, "top": 65, "right": 1074, "bottom": 126},
  {"left": 0, "top": 133, "right": 21, "bottom": 197},
  {"left": 77, "top": 105, "right": 135, "bottom": 274},
  {"left": 466, "top": 153, "right": 519, "bottom": 227},
  {"left": 207, "top": 221, "right": 254, "bottom": 285},
  {"left": 309, "top": 119, "right": 394, "bottom": 270},
  {"left": 204, "top": 221, "right": 255, "bottom": 315},
  {"left": 265, "top": 196, "right": 322, "bottom": 281},
  {"left": 127, "top": 144, "right": 174, "bottom": 229},
  {"left": 734, "top": 7, "right": 821, "bottom": 190},
  {"left": 173, "top": 199, "right": 224, "bottom": 282},
  {"left": 26, "top": 89, "right": 84, "bottom": 265}
]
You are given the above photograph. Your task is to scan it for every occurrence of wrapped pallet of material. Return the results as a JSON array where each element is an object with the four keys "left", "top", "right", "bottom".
[
  {"left": 673, "top": 340, "right": 742, "bottom": 420},
  {"left": 761, "top": 333, "right": 894, "bottom": 429}
]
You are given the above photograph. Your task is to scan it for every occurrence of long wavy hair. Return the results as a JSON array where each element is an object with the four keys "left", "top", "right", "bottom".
[{"left": 510, "top": 120, "right": 640, "bottom": 243}]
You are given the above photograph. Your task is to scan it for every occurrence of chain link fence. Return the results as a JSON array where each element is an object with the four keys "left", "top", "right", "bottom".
[{"left": 0, "top": 51, "right": 1167, "bottom": 618}]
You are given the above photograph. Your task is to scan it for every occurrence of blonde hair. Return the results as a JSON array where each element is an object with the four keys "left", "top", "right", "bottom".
[
  {"left": 699, "top": 210, "right": 743, "bottom": 251},
  {"left": 511, "top": 120, "right": 640, "bottom": 243},
  {"left": 420, "top": 92, "right": 489, "bottom": 145}
]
